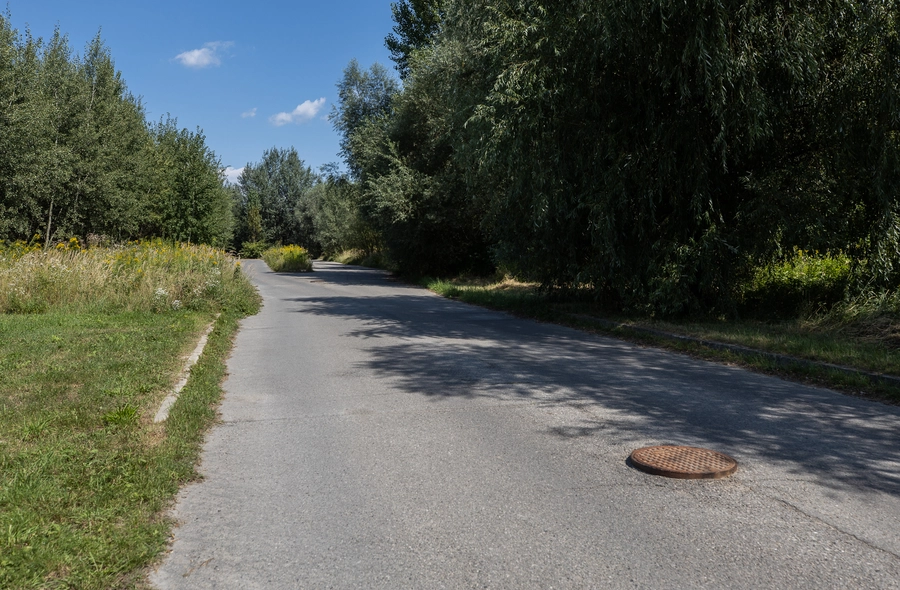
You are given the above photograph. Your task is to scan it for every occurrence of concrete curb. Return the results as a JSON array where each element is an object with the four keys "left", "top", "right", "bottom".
[
  {"left": 567, "top": 313, "right": 900, "bottom": 388},
  {"left": 154, "top": 315, "right": 220, "bottom": 423}
]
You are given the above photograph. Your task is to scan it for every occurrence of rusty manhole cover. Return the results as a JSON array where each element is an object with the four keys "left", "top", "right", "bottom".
[{"left": 630, "top": 445, "right": 737, "bottom": 479}]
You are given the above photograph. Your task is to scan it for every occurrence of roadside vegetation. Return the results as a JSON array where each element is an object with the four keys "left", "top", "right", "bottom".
[
  {"left": 261, "top": 245, "right": 313, "bottom": 272},
  {"left": 1, "top": 0, "right": 898, "bottom": 580},
  {"left": 0, "top": 241, "right": 260, "bottom": 588},
  {"left": 325, "top": 248, "right": 391, "bottom": 270}
]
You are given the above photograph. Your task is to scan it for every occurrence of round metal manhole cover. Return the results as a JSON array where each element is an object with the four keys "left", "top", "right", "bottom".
[{"left": 630, "top": 445, "right": 737, "bottom": 479}]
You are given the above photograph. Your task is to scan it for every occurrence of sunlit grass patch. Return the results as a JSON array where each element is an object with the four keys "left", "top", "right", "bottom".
[
  {"left": 0, "top": 312, "right": 209, "bottom": 588},
  {"left": 740, "top": 249, "right": 852, "bottom": 317},
  {"left": 328, "top": 249, "right": 391, "bottom": 270},
  {"left": 0, "top": 241, "right": 261, "bottom": 588}
]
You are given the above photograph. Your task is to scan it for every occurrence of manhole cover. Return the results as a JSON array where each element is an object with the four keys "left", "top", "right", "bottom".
[{"left": 630, "top": 445, "right": 737, "bottom": 479}]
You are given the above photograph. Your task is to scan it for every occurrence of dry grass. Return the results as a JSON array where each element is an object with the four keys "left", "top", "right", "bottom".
[{"left": 0, "top": 239, "right": 254, "bottom": 314}]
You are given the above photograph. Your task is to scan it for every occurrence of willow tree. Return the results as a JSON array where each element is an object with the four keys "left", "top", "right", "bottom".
[{"left": 445, "top": 0, "right": 900, "bottom": 313}]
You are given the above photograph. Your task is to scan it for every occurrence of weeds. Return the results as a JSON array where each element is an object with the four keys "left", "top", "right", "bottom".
[
  {"left": 0, "top": 239, "right": 257, "bottom": 315},
  {"left": 740, "top": 249, "right": 852, "bottom": 317},
  {"left": 327, "top": 249, "right": 391, "bottom": 270}
]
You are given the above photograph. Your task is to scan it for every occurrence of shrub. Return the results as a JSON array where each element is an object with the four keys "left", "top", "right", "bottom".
[
  {"left": 741, "top": 249, "right": 851, "bottom": 317},
  {"left": 261, "top": 245, "right": 313, "bottom": 272},
  {"left": 239, "top": 240, "right": 270, "bottom": 259}
]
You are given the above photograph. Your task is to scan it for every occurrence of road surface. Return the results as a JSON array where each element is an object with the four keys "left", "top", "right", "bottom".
[{"left": 151, "top": 260, "right": 900, "bottom": 589}]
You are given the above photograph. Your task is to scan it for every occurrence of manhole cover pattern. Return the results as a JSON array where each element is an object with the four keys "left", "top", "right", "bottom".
[{"left": 630, "top": 445, "right": 737, "bottom": 479}]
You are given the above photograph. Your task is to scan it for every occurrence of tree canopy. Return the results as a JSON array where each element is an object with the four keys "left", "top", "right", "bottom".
[
  {"left": 323, "top": 0, "right": 900, "bottom": 314},
  {"left": 0, "top": 13, "right": 233, "bottom": 247}
]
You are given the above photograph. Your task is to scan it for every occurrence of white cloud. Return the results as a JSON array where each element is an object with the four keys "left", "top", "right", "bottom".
[
  {"left": 223, "top": 166, "right": 244, "bottom": 185},
  {"left": 241, "top": 107, "right": 257, "bottom": 118},
  {"left": 174, "top": 42, "right": 234, "bottom": 69},
  {"left": 269, "top": 98, "right": 327, "bottom": 126}
]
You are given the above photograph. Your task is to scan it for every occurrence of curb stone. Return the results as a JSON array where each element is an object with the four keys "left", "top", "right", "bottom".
[{"left": 154, "top": 315, "right": 220, "bottom": 423}]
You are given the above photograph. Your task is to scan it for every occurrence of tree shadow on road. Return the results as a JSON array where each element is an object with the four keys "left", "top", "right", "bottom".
[{"left": 281, "top": 267, "right": 900, "bottom": 498}]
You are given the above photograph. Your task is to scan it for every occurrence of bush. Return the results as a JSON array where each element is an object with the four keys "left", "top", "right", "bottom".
[
  {"left": 741, "top": 249, "right": 851, "bottom": 317},
  {"left": 261, "top": 245, "right": 313, "bottom": 272},
  {"left": 239, "top": 240, "right": 270, "bottom": 259}
]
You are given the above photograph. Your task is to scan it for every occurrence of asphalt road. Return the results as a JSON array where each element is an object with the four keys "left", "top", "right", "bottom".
[{"left": 151, "top": 260, "right": 900, "bottom": 589}]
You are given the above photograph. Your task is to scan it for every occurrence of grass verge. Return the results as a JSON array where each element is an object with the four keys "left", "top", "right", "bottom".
[
  {"left": 0, "top": 242, "right": 260, "bottom": 589},
  {"left": 426, "top": 277, "right": 900, "bottom": 405}
]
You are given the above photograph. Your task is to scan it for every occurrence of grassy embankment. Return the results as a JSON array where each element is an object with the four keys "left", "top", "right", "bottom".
[{"left": 0, "top": 239, "right": 260, "bottom": 589}]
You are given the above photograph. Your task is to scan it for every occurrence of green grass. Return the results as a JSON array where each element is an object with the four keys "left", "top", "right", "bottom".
[
  {"left": 0, "top": 242, "right": 260, "bottom": 588},
  {"left": 261, "top": 245, "right": 313, "bottom": 272},
  {"left": 426, "top": 277, "right": 900, "bottom": 404}
]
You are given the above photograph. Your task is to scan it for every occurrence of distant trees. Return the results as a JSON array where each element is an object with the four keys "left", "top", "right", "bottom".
[
  {"left": 327, "top": 49, "right": 491, "bottom": 274},
  {"left": 0, "top": 14, "right": 233, "bottom": 247},
  {"left": 330, "top": 59, "right": 399, "bottom": 180},
  {"left": 149, "top": 118, "right": 233, "bottom": 246},
  {"left": 231, "top": 147, "right": 320, "bottom": 254}
]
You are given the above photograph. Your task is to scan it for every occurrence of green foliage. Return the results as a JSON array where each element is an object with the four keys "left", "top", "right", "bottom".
[
  {"left": 102, "top": 403, "right": 138, "bottom": 426},
  {"left": 385, "top": 0, "right": 445, "bottom": 79},
  {"left": 0, "top": 13, "right": 233, "bottom": 247},
  {"left": 326, "top": 0, "right": 900, "bottom": 315},
  {"left": 148, "top": 117, "right": 234, "bottom": 247},
  {"left": 330, "top": 60, "right": 399, "bottom": 179},
  {"left": 332, "top": 35, "right": 491, "bottom": 275},
  {"left": 742, "top": 250, "right": 852, "bottom": 318},
  {"left": 232, "top": 147, "right": 319, "bottom": 254},
  {"left": 329, "top": 249, "right": 391, "bottom": 269},
  {"left": 261, "top": 245, "right": 313, "bottom": 272},
  {"left": 364, "top": 0, "right": 898, "bottom": 314},
  {"left": 306, "top": 168, "right": 381, "bottom": 257},
  {"left": 239, "top": 240, "right": 270, "bottom": 259}
]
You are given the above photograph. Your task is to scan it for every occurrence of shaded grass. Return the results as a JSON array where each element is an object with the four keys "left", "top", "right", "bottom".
[{"left": 426, "top": 277, "right": 900, "bottom": 404}]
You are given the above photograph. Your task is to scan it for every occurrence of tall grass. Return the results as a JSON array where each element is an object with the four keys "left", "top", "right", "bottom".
[
  {"left": 327, "top": 248, "right": 392, "bottom": 270},
  {"left": 0, "top": 239, "right": 257, "bottom": 314}
]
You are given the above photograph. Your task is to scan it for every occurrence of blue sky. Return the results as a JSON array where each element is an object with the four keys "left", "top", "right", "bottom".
[{"left": 8, "top": 1, "right": 399, "bottom": 182}]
